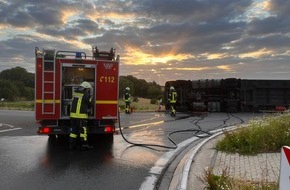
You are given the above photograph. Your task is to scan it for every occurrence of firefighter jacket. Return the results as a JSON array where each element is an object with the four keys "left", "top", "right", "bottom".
[
  {"left": 168, "top": 90, "right": 177, "bottom": 103},
  {"left": 70, "top": 88, "right": 92, "bottom": 119},
  {"left": 123, "top": 92, "right": 131, "bottom": 102}
]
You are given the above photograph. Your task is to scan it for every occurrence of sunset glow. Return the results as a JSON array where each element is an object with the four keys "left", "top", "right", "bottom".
[
  {"left": 122, "top": 46, "right": 193, "bottom": 65},
  {"left": 0, "top": 0, "right": 289, "bottom": 85}
]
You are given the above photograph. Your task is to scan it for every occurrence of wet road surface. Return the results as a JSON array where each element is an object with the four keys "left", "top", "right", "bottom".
[
  {"left": 0, "top": 110, "right": 262, "bottom": 190},
  {"left": 0, "top": 136, "right": 157, "bottom": 190}
]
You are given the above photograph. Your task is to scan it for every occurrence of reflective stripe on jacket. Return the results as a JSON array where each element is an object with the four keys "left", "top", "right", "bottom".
[
  {"left": 169, "top": 91, "right": 177, "bottom": 103},
  {"left": 70, "top": 91, "right": 91, "bottom": 119},
  {"left": 123, "top": 92, "right": 131, "bottom": 102}
]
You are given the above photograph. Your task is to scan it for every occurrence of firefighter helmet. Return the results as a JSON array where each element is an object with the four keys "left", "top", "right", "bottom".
[
  {"left": 80, "top": 81, "right": 92, "bottom": 89},
  {"left": 170, "top": 86, "right": 175, "bottom": 91},
  {"left": 125, "top": 87, "right": 130, "bottom": 91}
]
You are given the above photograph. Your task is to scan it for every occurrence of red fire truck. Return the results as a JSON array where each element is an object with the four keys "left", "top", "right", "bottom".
[{"left": 35, "top": 46, "right": 119, "bottom": 141}]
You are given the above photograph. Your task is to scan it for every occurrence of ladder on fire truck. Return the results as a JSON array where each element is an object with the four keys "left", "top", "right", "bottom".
[
  {"left": 92, "top": 46, "right": 116, "bottom": 60},
  {"left": 42, "top": 49, "right": 56, "bottom": 114}
]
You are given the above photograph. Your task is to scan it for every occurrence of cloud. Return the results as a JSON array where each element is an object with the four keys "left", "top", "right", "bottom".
[
  {"left": 0, "top": 0, "right": 289, "bottom": 85},
  {"left": 268, "top": 0, "right": 290, "bottom": 17}
]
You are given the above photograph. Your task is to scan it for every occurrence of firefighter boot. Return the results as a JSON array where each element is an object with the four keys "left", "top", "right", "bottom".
[
  {"left": 170, "top": 106, "right": 176, "bottom": 117},
  {"left": 80, "top": 126, "right": 93, "bottom": 150}
]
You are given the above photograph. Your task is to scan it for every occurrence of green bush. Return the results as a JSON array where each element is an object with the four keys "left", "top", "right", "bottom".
[
  {"left": 0, "top": 79, "right": 20, "bottom": 101},
  {"left": 133, "top": 97, "right": 139, "bottom": 102},
  {"left": 119, "top": 105, "right": 125, "bottom": 110},
  {"left": 150, "top": 98, "right": 157, "bottom": 104}
]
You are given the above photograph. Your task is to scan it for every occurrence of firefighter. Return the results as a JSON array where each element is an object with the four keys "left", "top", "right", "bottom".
[
  {"left": 123, "top": 87, "right": 131, "bottom": 114},
  {"left": 69, "top": 81, "right": 93, "bottom": 150},
  {"left": 168, "top": 86, "right": 177, "bottom": 116}
]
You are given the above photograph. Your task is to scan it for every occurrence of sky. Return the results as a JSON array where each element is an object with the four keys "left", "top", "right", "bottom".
[{"left": 0, "top": 0, "right": 289, "bottom": 85}]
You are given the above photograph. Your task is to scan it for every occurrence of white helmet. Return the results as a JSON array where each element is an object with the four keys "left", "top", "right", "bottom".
[
  {"left": 125, "top": 87, "right": 130, "bottom": 91},
  {"left": 170, "top": 86, "right": 175, "bottom": 90},
  {"left": 80, "top": 81, "right": 92, "bottom": 89}
]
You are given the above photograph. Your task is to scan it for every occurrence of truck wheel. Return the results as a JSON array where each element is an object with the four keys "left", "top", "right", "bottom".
[{"left": 104, "top": 134, "right": 114, "bottom": 142}]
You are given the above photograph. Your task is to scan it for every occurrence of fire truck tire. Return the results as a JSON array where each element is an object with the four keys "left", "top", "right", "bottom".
[
  {"left": 48, "top": 134, "right": 57, "bottom": 139},
  {"left": 101, "top": 134, "right": 114, "bottom": 142},
  {"left": 88, "top": 134, "right": 114, "bottom": 144},
  {"left": 48, "top": 134, "right": 69, "bottom": 144},
  {"left": 48, "top": 134, "right": 58, "bottom": 144}
]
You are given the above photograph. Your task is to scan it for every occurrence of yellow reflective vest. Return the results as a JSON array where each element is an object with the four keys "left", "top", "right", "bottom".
[
  {"left": 70, "top": 90, "right": 92, "bottom": 119},
  {"left": 123, "top": 92, "right": 131, "bottom": 102},
  {"left": 169, "top": 91, "right": 177, "bottom": 103}
]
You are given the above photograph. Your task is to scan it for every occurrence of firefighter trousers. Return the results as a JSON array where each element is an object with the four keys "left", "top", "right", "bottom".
[
  {"left": 69, "top": 119, "right": 88, "bottom": 146},
  {"left": 125, "top": 102, "right": 131, "bottom": 114},
  {"left": 170, "top": 103, "right": 176, "bottom": 116}
]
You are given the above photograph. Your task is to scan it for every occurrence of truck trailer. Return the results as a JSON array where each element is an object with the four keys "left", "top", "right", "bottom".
[
  {"left": 165, "top": 78, "right": 290, "bottom": 113},
  {"left": 35, "top": 46, "right": 119, "bottom": 141}
]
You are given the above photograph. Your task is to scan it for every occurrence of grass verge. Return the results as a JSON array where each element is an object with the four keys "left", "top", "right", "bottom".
[
  {"left": 0, "top": 101, "right": 34, "bottom": 110},
  {"left": 206, "top": 113, "right": 288, "bottom": 189},
  {"left": 200, "top": 167, "right": 278, "bottom": 190},
  {"left": 216, "top": 113, "right": 290, "bottom": 155}
]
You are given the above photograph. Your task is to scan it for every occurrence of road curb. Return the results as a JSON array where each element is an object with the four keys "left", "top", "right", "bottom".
[
  {"left": 139, "top": 136, "right": 199, "bottom": 190},
  {"left": 177, "top": 125, "right": 241, "bottom": 190},
  {"left": 178, "top": 131, "right": 223, "bottom": 190}
]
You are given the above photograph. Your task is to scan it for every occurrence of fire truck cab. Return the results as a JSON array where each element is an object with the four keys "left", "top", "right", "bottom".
[{"left": 35, "top": 46, "right": 119, "bottom": 141}]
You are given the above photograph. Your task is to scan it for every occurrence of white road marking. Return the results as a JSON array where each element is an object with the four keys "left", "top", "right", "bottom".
[
  {"left": 0, "top": 123, "right": 22, "bottom": 133},
  {"left": 0, "top": 128, "right": 22, "bottom": 133}
]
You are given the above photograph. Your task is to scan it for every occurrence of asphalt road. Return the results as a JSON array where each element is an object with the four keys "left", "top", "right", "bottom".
[{"left": 0, "top": 110, "right": 262, "bottom": 190}]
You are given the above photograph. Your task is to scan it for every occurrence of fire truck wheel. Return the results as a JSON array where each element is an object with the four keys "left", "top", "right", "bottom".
[
  {"left": 95, "top": 134, "right": 114, "bottom": 143},
  {"left": 57, "top": 134, "right": 69, "bottom": 143},
  {"left": 48, "top": 134, "right": 57, "bottom": 144},
  {"left": 86, "top": 134, "right": 112, "bottom": 145},
  {"left": 105, "top": 134, "right": 114, "bottom": 142},
  {"left": 48, "top": 134, "right": 57, "bottom": 139}
]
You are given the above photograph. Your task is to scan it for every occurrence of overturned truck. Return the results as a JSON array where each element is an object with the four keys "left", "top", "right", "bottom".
[{"left": 165, "top": 78, "right": 290, "bottom": 112}]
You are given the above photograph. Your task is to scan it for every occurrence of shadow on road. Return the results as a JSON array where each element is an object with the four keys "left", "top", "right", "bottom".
[{"left": 38, "top": 135, "right": 114, "bottom": 172}]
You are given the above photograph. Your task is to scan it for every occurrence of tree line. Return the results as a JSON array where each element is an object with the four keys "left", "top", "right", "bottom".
[
  {"left": 119, "top": 75, "right": 164, "bottom": 103},
  {"left": 0, "top": 67, "right": 164, "bottom": 102},
  {"left": 0, "top": 67, "right": 34, "bottom": 101}
]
